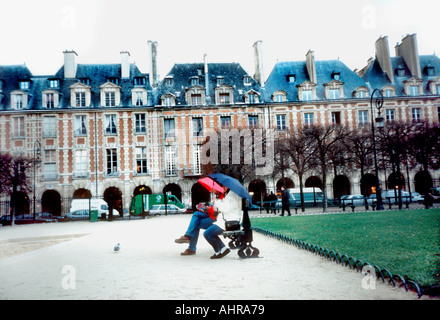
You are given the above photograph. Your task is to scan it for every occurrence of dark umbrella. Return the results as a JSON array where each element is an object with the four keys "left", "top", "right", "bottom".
[
  {"left": 208, "top": 173, "right": 255, "bottom": 249},
  {"left": 208, "top": 173, "right": 252, "bottom": 205}
]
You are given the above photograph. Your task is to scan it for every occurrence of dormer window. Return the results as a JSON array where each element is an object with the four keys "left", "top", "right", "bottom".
[
  {"left": 324, "top": 80, "right": 344, "bottom": 100},
  {"left": 272, "top": 91, "right": 287, "bottom": 103},
  {"left": 297, "top": 81, "right": 317, "bottom": 101},
  {"left": 332, "top": 72, "right": 341, "bottom": 81},
  {"left": 49, "top": 79, "right": 59, "bottom": 88},
  {"left": 190, "top": 77, "right": 199, "bottom": 86},
  {"left": 70, "top": 82, "right": 91, "bottom": 108},
  {"left": 42, "top": 90, "right": 60, "bottom": 109},
  {"left": 164, "top": 76, "right": 174, "bottom": 86},
  {"left": 19, "top": 81, "right": 30, "bottom": 90},
  {"left": 79, "top": 78, "right": 90, "bottom": 85},
  {"left": 132, "top": 88, "right": 147, "bottom": 106},
  {"left": 215, "top": 84, "right": 234, "bottom": 105},
  {"left": 100, "top": 82, "right": 121, "bottom": 107},
  {"left": 161, "top": 93, "right": 176, "bottom": 107},
  {"left": 244, "top": 90, "right": 259, "bottom": 104},
  {"left": 425, "top": 65, "right": 435, "bottom": 76},
  {"left": 287, "top": 74, "right": 296, "bottom": 83},
  {"left": 403, "top": 77, "right": 423, "bottom": 96},
  {"left": 216, "top": 77, "right": 225, "bottom": 86},
  {"left": 107, "top": 77, "right": 120, "bottom": 85},
  {"left": 134, "top": 77, "right": 146, "bottom": 86},
  {"left": 243, "top": 75, "right": 252, "bottom": 86},
  {"left": 396, "top": 66, "right": 406, "bottom": 77},
  {"left": 11, "top": 91, "right": 27, "bottom": 109}
]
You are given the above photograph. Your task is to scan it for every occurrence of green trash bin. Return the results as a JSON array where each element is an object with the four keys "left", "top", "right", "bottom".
[{"left": 90, "top": 210, "right": 99, "bottom": 222}]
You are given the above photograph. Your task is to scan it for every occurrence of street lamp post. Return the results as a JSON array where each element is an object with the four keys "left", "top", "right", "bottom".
[
  {"left": 370, "top": 89, "right": 384, "bottom": 210},
  {"left": 33, "top": 140, "right": 41, "bottom": 221}
]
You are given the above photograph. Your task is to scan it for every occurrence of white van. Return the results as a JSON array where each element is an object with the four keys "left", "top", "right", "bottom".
[
  {"left": 69, "top": 199, "right": 118, "bottom": 216},
  {"left": 381, "top": 190, "right": 410, "bottom": 204},
  {"left": 289, "top": 187, "right": 324, "bottom": 206}
]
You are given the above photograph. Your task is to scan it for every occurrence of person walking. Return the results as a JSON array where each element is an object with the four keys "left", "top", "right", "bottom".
[{"left": 280, "top": 186, "right": 291, "bottom": 216}]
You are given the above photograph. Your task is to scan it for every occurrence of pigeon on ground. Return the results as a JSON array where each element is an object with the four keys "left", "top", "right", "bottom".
[{"left": 114, "top": 243, "right": 120, "bottom": 252}]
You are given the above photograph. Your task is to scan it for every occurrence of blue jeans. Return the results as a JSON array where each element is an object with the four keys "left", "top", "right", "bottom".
[
  {"left": 185, "top": 211, "right": 215, "bottom": 252},
  {"left": 203, "top": 224, "right": 225, "bottom": 253}
]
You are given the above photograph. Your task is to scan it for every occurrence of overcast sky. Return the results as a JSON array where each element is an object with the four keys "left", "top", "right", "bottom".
[{"left": 1, "top": 0, "right": 438, "bottom": 81}]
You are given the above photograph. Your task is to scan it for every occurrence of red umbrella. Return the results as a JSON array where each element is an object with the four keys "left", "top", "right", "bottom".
[{"left": 198, "top": 177, "right": 224, "bottom": 194}]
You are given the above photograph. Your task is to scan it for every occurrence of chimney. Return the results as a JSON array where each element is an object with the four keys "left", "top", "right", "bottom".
[
  {"left": 395, "top": 34, "right": 421, "bottom": 78},
  {"left": 253, "top": 40, "right": 265, "bottom": 86},
  {"left": 120, "top": 51, "right": 130, "bottom": 79},
  {"left": 375, "top": 36, "right": 395, "bottom": 83},
  {"left": 148, "top": 41, "right": 159, "bottom": 88},
  {"left": 204, "top": 53, "right": 211, "bottom": 104},
  {"left": 306, "top": 50, "right": 317, "bottom": 84},
  {"left": 63, "top": 50, "right": 78, "bottom": 79}
]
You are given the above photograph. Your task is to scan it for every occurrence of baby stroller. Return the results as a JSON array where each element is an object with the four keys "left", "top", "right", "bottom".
[{"left": 222, "top": 199, "right": 260, "bottom": 258}]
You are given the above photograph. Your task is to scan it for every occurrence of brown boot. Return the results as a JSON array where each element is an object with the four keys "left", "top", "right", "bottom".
[
  {"left": 181, "top": 248, "right": 196, "bottom": 256},
  {"left": 175, "top": 235, "right": 191, "bottom": 244}
]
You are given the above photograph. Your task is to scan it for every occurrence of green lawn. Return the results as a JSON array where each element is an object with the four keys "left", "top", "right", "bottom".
[{"left": 250, "top": 209, "right": 440, "bottom": 287}]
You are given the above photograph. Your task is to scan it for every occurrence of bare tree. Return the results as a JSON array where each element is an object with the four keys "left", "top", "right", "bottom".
[
  {"left": 0, "top": 153, "right": 32, "bottom": 225},
  {"left": 303, "top": 124, "right": 350, "bottom": 212}
]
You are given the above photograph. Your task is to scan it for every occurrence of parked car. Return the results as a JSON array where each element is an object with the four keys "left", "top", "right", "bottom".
[
  {"left": 410, "top": 192, "right": 424, "bottom": 203},
  {"left": 0, "top": 214, "right": 56, "bottom": 226},
  {"left": 430, "top": 187, "right": 440, "bottom": 202},
  {"left": 340, "top": 195, "right": 369, "bottom": 207},
  {"left": 149, "top": 204, "right": 186, "bottom": 215},
  {"left": 36, "top": 212, "right": 66, "bottom": 222},
  {"left": 65, "top": 210, "right": 91, "bottom": 220}
]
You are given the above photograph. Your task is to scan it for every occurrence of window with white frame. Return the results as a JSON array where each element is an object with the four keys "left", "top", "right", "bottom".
[
  {"left": 43, "top": 149, "right": 57, "bottom": 180},
  {"left": 165, "top": 146, "right": 177, "bottom": 176},
  {"left": 191, "top": 93, "right": 202, "bottom": 106},
  {"left": 412, "top": 108, "right": 422, "bottom": 122},
  {"left": 386, "top": 109, "right": 395, "bottom": 122},
  {"left": 164, "top": 118, "right": 175, "bottom": 138},
  {"left": 302, "top": 90, "right": 312, "bottom": 101},
  {"left": 105, "top": 92, "right": 116, "bottom": 106},
  {"left": 74, "top": 150, "right": 88, "bottom": 178},
  {"left": 43, "top": 116, "right": 57, "bottom": 137},
  {"left": 192, "top": 144, "right": 202, "bottom": 175},
  {"left": 49, "top": 79, "right": 59, "bottom": 88},
  {"left": 243, "top": 76, "right": 252, "bottom": 86},
  {"left": 106, "top": 148, "right": 118, "bottom": 175},
  {"left": 75, "top": 92, "right": 86, "bottom": 107},
  {"left": 136, "top": 147, "right": 148, "bottom": 174},
  {"left": 276, "top": 114, "right": 286, "bottom": 130},
  {"left": 135, "top": 114, "right": 146, "bottom": 133},
  {"left": 331, "top": 111, "right": 341, "bottom": 125},
  {"left": 192, "top": 117, "right": 203, "bottom": 137},
  {"left": 19, "top": 81, "right": 30, "bottom": 90},
  {"left": 161, "top": 94, "right": 175, "bottom": 107},
  {"left": 248, "top": 115, "right": 258, "bottom": 129},
  {"left": 358, "top": 110, "right": 369, "bottom": 126},
  {"left": 13, "top": 117, "right": 25, "bottom": 138},
  {"left": 11, "top": 92, "right": 27, "bottom": 109},
  {"left": 70, "top": 81, "right": 91, "bottom": 107},
  {"left": 220, "top": 116, "right": 231, "bottom": 129},
  {"left": 329, "top": 89, "right": 340, "bottom": 99},
  {"left": 105, "top": 114, "right": 117, "bottom": 134},
  {"left": 409, "top": 85, "right": 419, "bottom": 96},
  {"left": 304, "top": 113, "right": 314, "bottom": 126},
  {"left": 74, "top": 115, "right": 87, "bottom": 136}
]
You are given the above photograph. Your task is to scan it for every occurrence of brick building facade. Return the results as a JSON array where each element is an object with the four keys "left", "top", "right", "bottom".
[{"left": 1, "top": 34, "right": 439, "bottom": 216}]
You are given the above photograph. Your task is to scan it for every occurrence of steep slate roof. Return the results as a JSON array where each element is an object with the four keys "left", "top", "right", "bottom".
[
  {"left": 155, "top": 62, "right": 262, "bottom": 106},
  {"left": 54, "top": 63, "right": 152, "bottom": 108},
  {"left": 0, "top": 65, "right": 33, "bottom": 110},
  {"left": 264, "top": 60, "right": 369, "bottom": 102},
  {"left": 361, "top": 54, "right": 440, "bottom": 96}
]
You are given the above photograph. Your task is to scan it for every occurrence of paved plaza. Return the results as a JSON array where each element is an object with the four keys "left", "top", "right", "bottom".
[{"left": 0, "top": 213, "right": 424, "bottom": 300}]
